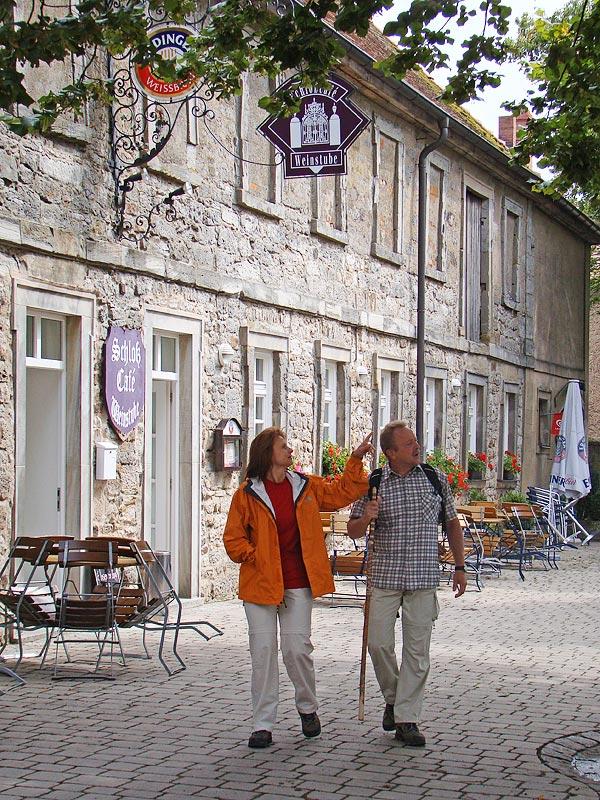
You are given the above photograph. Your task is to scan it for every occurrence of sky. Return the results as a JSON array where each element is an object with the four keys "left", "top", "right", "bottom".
[{"left": 374, "top": 0, "right": 568, "bottom": 137}]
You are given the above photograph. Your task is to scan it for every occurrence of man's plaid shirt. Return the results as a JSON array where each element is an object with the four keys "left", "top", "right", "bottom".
[{"left": 350, "top": 463, "right": 457, "bottom": 590}]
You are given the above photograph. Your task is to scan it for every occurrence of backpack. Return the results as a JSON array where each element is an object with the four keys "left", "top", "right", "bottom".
[{"left": 421, "top": 463, "right": 447, "bottom": 533}]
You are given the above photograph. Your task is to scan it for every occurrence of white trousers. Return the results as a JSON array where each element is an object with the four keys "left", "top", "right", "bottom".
[
  {"left": 244, "top": 588, "right": 317, "bottom": 732},
  {"left": 367, "top": 587, "right": 439, "bottom": 723}
]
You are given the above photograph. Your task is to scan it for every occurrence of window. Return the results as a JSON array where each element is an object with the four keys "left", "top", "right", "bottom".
[
  {"left": 379, "top": 370, "right": 392, "bottom": 430},
  {"left": 500, "top": 385, "right": 518, "bottom": 458},
  {"left": 322, "top": 360, "right": 338, "bottom": 443},
  {"left": 310, "top": 175, "right": 348, "bottom": 244},
  {"left": 465, "top": 380, "right": 486, "bottom": 455},
  {"left": 371, "top": 121, "right": 404, "bottom": 265},
  {"left": 236, "top": 73, "right": 282, "bottom": 216},
  {"left": 427, "top": 164, "right": 445, "bottom": 273},
  {"left": 538, "top": 393, "right": 551, "bottom": 449},
  {"left": 463, "top": 184, "right": 491, "bottom": 341},
  {"left": 26, "top": 312, "right": 64, "bottom": 365},
  {"left": 242, "top": 329, "right": 289, "bottom": 448},
  {"left": 374, "top": 356, "right": 404, "bottom": 453},
  {"left": 253, "top": 350, "right": 274, "bottom": 436},
  {"left": 502, "top": 198, "right": 524, "bottom": 306},
  {"left": 316, "top": 343, "right": 351, "bottom": 464},
  {"left": 425, "top": 376, "right": 445, "bottom": 454}
]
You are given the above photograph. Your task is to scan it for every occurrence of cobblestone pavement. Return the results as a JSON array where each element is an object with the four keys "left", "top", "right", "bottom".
[{"left": 1, "top": 545, "right": 600, "bottom": 800}]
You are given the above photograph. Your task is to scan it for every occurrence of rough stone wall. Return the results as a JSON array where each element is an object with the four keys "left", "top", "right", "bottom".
[
  {"left": 589, "top": 306, "right": 600, "bottom": 442},
  {"left": 0, "top": 52, "right": 593, "bottom": 601}
]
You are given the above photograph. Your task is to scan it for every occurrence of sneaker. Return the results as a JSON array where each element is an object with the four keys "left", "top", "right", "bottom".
[
  {"left": 395, "top": 722, "right": 426, "bottom": 747},
  {"left": 382, "top": 703, "right": 395, "bottom": 732},
  {"left": 299, "top": 712, "right": 321, "bottom": 738},
  {"left": 248, "top": 730, "right": 273, "bottom": 749}
]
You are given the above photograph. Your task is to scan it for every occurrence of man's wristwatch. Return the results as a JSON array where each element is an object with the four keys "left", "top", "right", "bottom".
[{"left": 454, "top": 565, "right": 466, "bottom": 572}]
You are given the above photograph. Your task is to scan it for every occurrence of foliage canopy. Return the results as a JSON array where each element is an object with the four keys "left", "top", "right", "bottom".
[{"left": 2, "top": 0, "right": 600, "bottom": 226}]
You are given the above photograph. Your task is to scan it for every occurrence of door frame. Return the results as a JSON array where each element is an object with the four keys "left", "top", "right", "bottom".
[
  {"left": 12, "top": 280, "right": 95, "bottom": 541},
  {"left": 143, "top": 308, "right": 202, "bottom": 598},
  {"left": 150, "top": 334, "right": 180, "bottom": 588}
]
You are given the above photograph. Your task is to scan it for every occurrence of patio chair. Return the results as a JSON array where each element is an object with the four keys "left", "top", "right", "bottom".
[
  {"left": 85, "top": 537, "right": 223, "bottom": 676},
  {"left": 52, "top": 539, "right": 124, "bottom": 680},
  {"left": 0, "top": 536, "right": 72, "bottom": 672},
  {"left": 439, "top": 514, "right": 484, "bottom": 590},
  {"left": 327, "top": 513, "right": 367, "bottom": 605}
]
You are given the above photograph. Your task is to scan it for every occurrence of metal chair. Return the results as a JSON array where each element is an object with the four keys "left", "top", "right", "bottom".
[
  {"left": 85, "top": 537, "right": 223, "bottom": 676},
  {"left": 52, "top": 539, "right": 124, "bottom": 680},
  {"left": 0, "top": 536, "right": 72, "bottom": 675}
]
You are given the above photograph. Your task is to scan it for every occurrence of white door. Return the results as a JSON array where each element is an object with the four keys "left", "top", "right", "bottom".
[
  {"left": 150, "top": 333, "right": 179, "bottom": 587},
  {"left": 20, "top": 313, "right": 66, "bottom": 536}
]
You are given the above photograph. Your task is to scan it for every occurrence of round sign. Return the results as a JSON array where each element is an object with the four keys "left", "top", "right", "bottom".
[{"left": 133, "top": 24, "right": 198, "bottom": 101}]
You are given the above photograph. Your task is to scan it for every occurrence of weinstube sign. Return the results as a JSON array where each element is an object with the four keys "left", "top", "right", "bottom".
[{"left": 258, "top": 74, "right": 370, "bottom": 179}]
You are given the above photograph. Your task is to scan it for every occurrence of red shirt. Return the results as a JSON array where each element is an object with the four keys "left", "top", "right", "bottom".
[{"left": 264, "top": 478, "right": 310, "bottom": 590}]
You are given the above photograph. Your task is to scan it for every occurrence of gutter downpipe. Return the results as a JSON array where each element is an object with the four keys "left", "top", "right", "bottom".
[{"left": 416, "top": 117, "right": 449, "bottom": 446}]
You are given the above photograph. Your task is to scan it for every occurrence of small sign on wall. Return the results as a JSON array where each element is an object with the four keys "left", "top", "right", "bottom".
[
  {"left": 104, "top": 326, "right": 146, "bottom": 439},
  {"left": 551, "top": 412, "right": 563, "bottom": 437}
]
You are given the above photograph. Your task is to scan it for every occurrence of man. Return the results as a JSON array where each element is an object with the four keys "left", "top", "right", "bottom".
[{"left": 348, "top": 420, "right": 467, "bottom": 747}]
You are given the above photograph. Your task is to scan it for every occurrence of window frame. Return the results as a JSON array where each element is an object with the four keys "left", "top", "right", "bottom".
[
  {"left": 501, "top": 197, "right": 524, "bottom": 309},
  {"left": 464, "top": 374, "right": 487, "bottom": 460},
  {"left": 424, "top": 367, "right": 447, "bottom": 455},
  {"left": 461, "top": 175, "right": 493, "bottom": 342},
  {"left": 371, "top": 118, "right": 405, "bottom": 267}
]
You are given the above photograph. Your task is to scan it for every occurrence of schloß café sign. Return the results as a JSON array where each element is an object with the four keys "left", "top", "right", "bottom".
[
  {"left": 104, "top": 326, "right": 145, "bottom": 439},
  {"left": 258, "top": 74, "right": 370, "bottom": 179}
]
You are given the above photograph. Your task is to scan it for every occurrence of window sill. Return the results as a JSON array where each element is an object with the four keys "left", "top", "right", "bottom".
[
  {"left": 235, "top": 188, "right": 284, "bottom": 221},
  {"left": 370, "top": 242, "right": 406, "bottom": 268},
  {"left": 425, "top": 268, "right": 448, "bottom": 284},
  {"left": 502, "top": 295, "right": 522, "bottom": 312},
  {"left": 496, "top": 479, "right": 518, "bottom": 489},
  {"left": 310, "top": 219, "right": 348, "bottom": 246}
]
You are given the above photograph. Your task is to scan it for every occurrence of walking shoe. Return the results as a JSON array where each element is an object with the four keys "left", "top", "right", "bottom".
[
  {"left": 248, "top": 730, "right": 273, "bottom": 748},
  {"left": 299, "top": 712, "right": 321, "bottom": 738},
  {"left": 395, "top": 722, "right": 426, "bottom": 747},
  {"left": 382, "top": 703, "right": 395, "bottom": 732}
]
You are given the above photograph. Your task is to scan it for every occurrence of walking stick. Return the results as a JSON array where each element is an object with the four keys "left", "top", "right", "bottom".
[{"left": 358, "top": 467, "right": 382, "bottom": 721}]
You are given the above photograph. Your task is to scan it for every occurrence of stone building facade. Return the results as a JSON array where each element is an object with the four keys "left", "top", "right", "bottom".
[{"left": 1, "top": 22, "right": 599, "bottom": 600}]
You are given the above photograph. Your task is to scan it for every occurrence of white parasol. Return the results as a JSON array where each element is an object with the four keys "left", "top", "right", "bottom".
[{"left": 550, "top": 379, "right": 591, "bottom": 499}]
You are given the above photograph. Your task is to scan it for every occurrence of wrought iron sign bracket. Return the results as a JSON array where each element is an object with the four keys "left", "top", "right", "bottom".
[{"left": 108, "top": 5, "right": 215, "bottom": 243}]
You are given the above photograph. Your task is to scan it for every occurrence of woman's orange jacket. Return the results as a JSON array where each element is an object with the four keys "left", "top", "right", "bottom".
[{"left": 223, "top": 456, "right": 369, "bottom": 605}]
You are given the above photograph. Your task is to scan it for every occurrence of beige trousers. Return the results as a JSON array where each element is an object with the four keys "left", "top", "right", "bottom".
[
  {"left": 367, "top": 587, "right": 439, "bottom": 723},
  {"left": 244, "top": 588, "right": 317, "bottom": 732}
]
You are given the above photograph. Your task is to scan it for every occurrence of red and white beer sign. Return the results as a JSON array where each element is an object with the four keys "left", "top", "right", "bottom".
[
  {"left": 551, "top": 412, "right": 563, "bottom": 437},
  {"left": 133, "top": 24, "right": 198, "bottom": 101}
]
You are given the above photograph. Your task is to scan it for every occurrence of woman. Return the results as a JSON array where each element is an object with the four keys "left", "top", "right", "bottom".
[{"left": 224, "top": 427, "right": 373, "bottom": 748}]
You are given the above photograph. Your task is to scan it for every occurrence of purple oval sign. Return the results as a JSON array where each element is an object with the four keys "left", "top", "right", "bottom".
[{"left": 104, "top": 326, "right": 145, "bottom": 438}]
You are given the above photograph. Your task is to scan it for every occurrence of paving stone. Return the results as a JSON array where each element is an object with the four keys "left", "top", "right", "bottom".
[{"left": 1, "top": 547, "right": 600, "bottom": 800}]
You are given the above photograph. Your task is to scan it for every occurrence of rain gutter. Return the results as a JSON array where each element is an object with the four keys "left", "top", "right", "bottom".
[{"left": 416, "top": 117, "right": 449, "bottom": 446}]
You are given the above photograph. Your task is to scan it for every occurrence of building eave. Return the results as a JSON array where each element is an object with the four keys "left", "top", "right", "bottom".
[{"left": 334, "top": 29, "right": 600, "bottom": 245}]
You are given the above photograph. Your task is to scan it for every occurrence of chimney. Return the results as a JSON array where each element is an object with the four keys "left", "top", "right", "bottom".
[{"left": 498, "top": 111, "right": 532, "bottom": 148}]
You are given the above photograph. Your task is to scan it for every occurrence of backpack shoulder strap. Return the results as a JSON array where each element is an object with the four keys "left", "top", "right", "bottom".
[
  {"left": 421, "top": 463, "right": 443, "bottom": 499},
  {"left": 421, "top": 463, "right": 447, "bottom": 530}
]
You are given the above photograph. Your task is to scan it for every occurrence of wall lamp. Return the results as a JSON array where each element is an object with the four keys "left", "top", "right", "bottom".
[{"left": 218, "top": 342, "right": 235, "bottom": 368}]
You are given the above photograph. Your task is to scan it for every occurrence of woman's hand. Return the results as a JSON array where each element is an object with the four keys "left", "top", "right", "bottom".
[{"left": 351, "top": 432, "right": 375, "bottom": 461}]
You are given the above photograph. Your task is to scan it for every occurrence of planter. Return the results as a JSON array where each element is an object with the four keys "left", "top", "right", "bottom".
[
  {"left": 502, "top": 469, "right": 517, "bottom": 482},
  {"left": 468, "top": 469, "right": 484, "bottom": 481}
]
